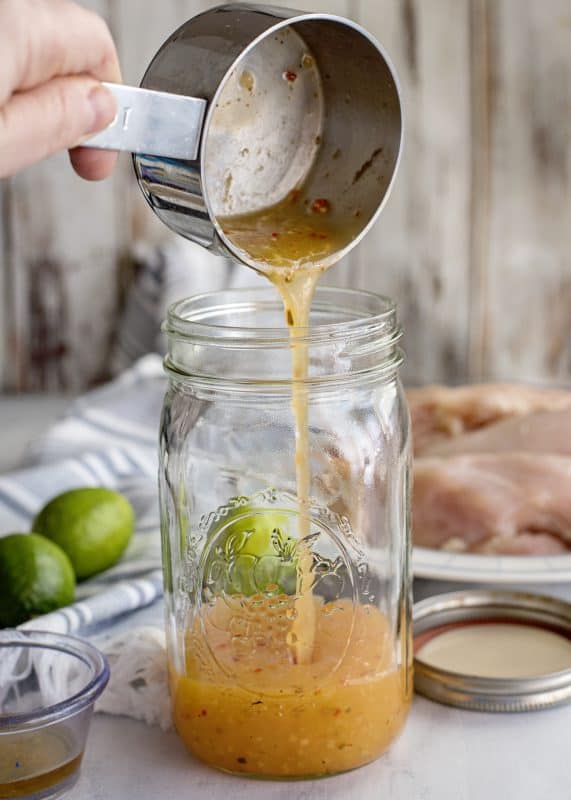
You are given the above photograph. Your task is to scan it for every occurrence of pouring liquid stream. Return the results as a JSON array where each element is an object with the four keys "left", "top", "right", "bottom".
[
  {"left": 220, "top": 193, "right": 360, "bottom": 664},
  {"left": 171, "top": 189, "right": 411, "bottom": 781}
]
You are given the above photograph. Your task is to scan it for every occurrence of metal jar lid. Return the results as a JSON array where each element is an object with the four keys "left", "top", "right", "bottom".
[{"left": 413, "top": 590, "right": 571, "bottom": 712}]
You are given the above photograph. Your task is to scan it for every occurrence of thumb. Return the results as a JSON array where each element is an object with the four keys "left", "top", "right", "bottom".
[{"left": 0, "top": 75, "right": 116, "bottom": 177}]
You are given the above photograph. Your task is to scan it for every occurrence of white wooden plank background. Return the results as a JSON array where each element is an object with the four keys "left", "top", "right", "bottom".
[
  {"left": 351, "top": 0, "right": 473, "bottom": 384},
  {"left": 484, "top": 0, "right": 571, "bottom": 382},
  {"left": 1, "top": 0, "right": 570, "bottom": 391}
]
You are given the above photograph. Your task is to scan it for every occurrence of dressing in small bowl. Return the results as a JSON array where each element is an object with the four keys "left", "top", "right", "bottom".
[{"left": 0, "top": 630, "right": 109, "bottom": 799}]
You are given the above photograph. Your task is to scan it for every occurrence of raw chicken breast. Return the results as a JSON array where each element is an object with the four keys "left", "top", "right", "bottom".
[
  {"left": 408, "top": 384, "right": 571, "bottom": 455},
  {"left": 413, "top": 453, "right": 571, "bottom": 555},
  {"left": 423, "top": 409, "right": 571, "bottom": 458}
]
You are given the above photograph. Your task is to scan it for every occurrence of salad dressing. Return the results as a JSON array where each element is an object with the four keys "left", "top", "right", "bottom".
[
  {"left": 220, "top": 193, "right": 359, "bottom": 664},
  {"left": 169, "top": 192, "right": 411, "bottom": 777}
]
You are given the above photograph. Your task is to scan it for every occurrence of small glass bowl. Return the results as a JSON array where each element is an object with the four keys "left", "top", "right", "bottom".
[{"left": 0, "top": 630, "right": 109, "bottom": 799}]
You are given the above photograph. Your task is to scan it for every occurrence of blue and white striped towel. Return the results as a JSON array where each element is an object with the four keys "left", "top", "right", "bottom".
[
  {"left": 2, "top": 236, "right": 264, "bottom": 637},
  {"left": 0, "top": 355, "right": 167, "bottom": 635}
]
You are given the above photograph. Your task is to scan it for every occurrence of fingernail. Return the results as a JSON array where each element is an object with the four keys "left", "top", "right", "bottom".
[{"left": 87, "top": 85, "right": 117, "bottom": 133}]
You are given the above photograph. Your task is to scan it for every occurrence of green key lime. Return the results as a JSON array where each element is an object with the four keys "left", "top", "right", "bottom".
[
  {"left": 205, "top": 504, "right": 298, "bottom": 596},
  {"left": 33, "top": 488, "right": 135, "bottom": 581},
  {"left": 0, "top": 533, "right": 75, "bottom": 627}
]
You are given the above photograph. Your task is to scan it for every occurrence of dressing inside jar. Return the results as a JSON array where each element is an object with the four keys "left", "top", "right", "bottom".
[{"left": 163, "top": 188, "right": 411, "bottom": 778}]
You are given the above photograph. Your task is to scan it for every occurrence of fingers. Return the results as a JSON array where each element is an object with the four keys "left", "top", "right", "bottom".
[
  {"left": 69, "top": 147, "right": 118, "bottom": 181},
  {"left": 0, "top": 76, "right": 117, "bottom": 178},
  {"left": 0, "top": 0, "right": 122, "bottom": 179},
  {"left": 0, "top": 0, "right": 121, "bottom": 105}
]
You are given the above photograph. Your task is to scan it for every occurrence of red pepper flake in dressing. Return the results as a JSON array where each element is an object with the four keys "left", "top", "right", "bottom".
[
  {"left": 271, "top": 232, "right": 279, "bottom": 240},
  {"left": 311, "top": 198, "right": 331, "bottom": 214},
  {"left": 253, "top": 667, "right": 263, "bottom": 673},
  {"left": 333, "top": 708, "right": 342, "bottom": 717},
  {"left": 199, "top": 709, "right": 208, "bottom": 717},
  {"left": 283, "top": 70, "right": 297, "bottom": 82}
]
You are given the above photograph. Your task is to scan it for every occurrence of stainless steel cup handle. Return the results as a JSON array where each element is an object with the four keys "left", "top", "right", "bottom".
[{"left": 82, "top": 83, "right": 207, "bottom": 161}]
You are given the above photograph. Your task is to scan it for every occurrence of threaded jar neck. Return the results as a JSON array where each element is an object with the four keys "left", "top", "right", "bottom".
[{"left": 164, "top": 286, "right": 403, "bottom": 388}]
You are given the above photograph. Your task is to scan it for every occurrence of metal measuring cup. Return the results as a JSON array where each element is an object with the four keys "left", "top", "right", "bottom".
[{"left": 85, "top": 3, "right": 403, "bottom": 272}]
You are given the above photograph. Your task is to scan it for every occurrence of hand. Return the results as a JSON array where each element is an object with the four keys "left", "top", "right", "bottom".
[{"left": 0, "top": 0, "right": 122, "bottom": 180}]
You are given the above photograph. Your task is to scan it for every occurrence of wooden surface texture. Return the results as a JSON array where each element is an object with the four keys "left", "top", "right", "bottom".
[{"left": 1, "top": 0, "right": 570, "bottom": 391}]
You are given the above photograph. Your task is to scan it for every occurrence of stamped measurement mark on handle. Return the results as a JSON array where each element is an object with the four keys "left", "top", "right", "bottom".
[
  {"left": 82, "top": 83, "right": 207, "bottom": 159},
  {"left": 122, "top": 107, "right": 132, "bottom": 131}
]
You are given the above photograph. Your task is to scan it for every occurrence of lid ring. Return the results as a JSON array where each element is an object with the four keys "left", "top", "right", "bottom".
[{"left": 413, "top": 590, "right": 571, "bottom": 713}]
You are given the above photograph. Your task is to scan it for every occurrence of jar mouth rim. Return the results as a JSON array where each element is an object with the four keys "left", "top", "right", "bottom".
[{"left": 165, "top": 286, "right": 398, "bottom": 346}]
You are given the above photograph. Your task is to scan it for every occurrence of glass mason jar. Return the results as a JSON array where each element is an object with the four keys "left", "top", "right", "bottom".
[{"left": 159, "top": 286, "right": 412, "bottom": 779}]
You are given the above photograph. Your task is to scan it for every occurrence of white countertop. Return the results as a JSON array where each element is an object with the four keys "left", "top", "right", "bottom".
[
  {"left": 73, "top": 600, "right": 571, "bottom": 800},
  {"left": 82, "top": 699, "right": 570, "bottom": 800},
  {"left": 2, "top": 395, "right": 570, "bottom": 800}
]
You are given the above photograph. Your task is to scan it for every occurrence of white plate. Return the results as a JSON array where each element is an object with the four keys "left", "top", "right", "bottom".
[{"left": 413, "top": 546, "right": 571, "bottom": 584}]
